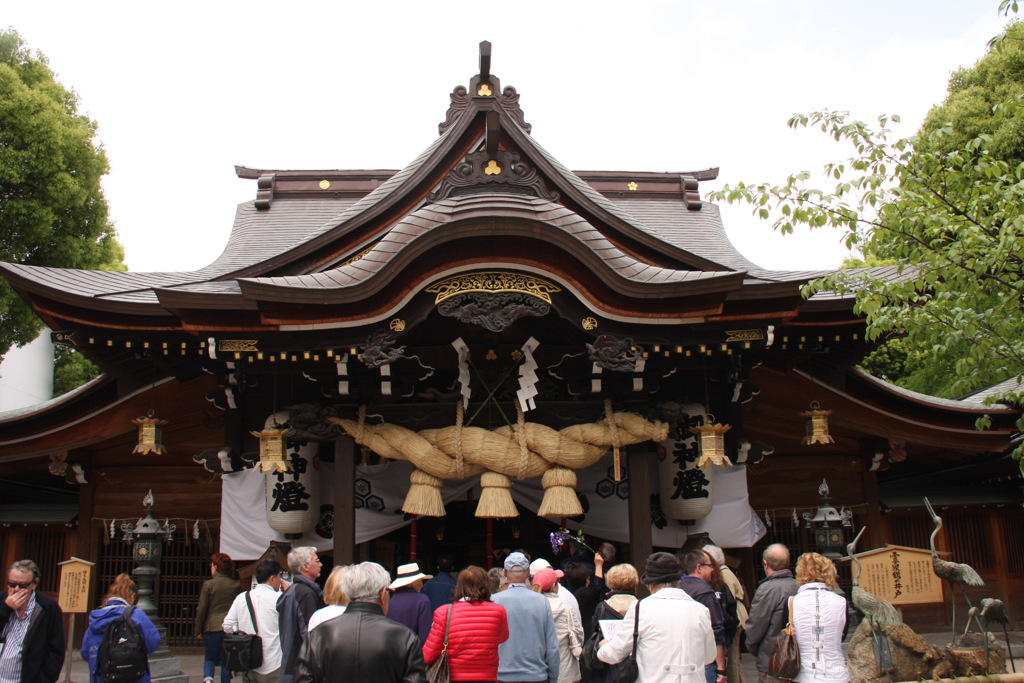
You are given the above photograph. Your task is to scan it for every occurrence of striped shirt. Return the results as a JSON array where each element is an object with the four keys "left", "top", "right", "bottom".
[{"left": 0, "top": 591, "right": 37, "bottom": 683}]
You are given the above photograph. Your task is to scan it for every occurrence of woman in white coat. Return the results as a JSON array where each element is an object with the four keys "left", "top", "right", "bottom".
[
  {"left": 534, "top": 567, "right": 585, "bottom": 683},
  {"left": 597, "top": 553, "right": 716, "bottom": 683},
  {"left": 792, "top": 552, "right": 851, "bottom": 683}
]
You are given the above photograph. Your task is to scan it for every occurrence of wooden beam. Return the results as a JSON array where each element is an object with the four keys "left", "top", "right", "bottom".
[
  {"left": 627, "top": 443, "right": 652, "bottom": 566},
  {"left": 333, "top": 438, "right": 356, "bottom": 565}
]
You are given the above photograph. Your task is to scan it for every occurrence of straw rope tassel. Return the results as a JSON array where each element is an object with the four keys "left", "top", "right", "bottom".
[
  {"left": 402, "top": 469, "right": 447, "bottom": 517},
  {"left": 476, "top": 470, "right": 519, "bottom": 518}
]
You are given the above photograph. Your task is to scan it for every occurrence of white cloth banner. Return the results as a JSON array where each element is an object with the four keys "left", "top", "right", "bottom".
[{"left": 220, "top": 452, "right": 765, "bottom": 559}]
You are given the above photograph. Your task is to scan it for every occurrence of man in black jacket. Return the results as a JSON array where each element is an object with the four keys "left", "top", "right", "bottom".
[
  {"left": 277, "top": 547, "right": 325, "bottom": 683},
  {"left": 296, "top": 562, "right": 425, "bottom": 683},
  {"left": 679, "top": 550, "right": 727, "bottom": 683},
  {"left": 744, "top": 544, "right": 798, "bottom": 683},
  {"left": 0, "top": 559, "right": 65, "bottom": 683}
]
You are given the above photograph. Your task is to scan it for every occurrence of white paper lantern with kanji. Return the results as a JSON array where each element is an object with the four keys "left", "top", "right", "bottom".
[
  {"left": 657, "top": 403, "right": 715, "bottom": 521},
  {"left": 262, "top": 412, "right": 321, "bottom": 537}
]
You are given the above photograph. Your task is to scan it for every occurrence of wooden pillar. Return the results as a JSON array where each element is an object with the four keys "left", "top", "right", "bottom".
[
  {"left": 626, "top": 443, "right": 652, "bottom": 566},
  {"left": 860, "top": 461, "right": 883, "bottom": 547},
  {"left": 333, "top": 437, "right": 356, "bottom": 565}
]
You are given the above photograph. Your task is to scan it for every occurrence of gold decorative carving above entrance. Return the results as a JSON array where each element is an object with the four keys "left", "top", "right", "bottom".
[
  {"left": 425, "top": 272, "right": 561, "bottom": 305},
  {"left": 724, "top": 329, "right": 764, "bottom": 342},
  {"left": 218, "top": 340, "right": 259, "bottom": 352}
]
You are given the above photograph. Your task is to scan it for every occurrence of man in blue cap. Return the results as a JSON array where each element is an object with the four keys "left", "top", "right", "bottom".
[{"left": 492, "top": 552, "right": 559, "bottom": 683}]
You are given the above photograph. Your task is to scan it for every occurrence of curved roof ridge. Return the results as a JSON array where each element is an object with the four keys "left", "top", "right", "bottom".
[{"left": 236, "top": 192, "right": 745, "bottom": 303}]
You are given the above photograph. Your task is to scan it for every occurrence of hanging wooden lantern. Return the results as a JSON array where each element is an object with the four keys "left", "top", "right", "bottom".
[
  {"left": 251, "top": 423, "right": 295, "bottom": 473},
  {"left": 801, "top": 401, "right": 835, "bottom": 445},
  {"left": 692, "top": 415, "right": 731, "bottom": 468},
  {"left": 132, "top": 410, "right": 168, "bottom": 455}
]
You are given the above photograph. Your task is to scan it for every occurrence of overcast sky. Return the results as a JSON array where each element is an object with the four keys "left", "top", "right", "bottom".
[{"left": 4, "top": 1, "right": 1008, "bottom": 272}]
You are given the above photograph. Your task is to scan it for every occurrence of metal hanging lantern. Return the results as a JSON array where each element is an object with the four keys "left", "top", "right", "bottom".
[
  {"left": 251, "top": 423, "right": 295, "bottom": 474},
  {"left": 132, "top": 410, "right": 168, "bottom": 455},
  {"left": 801, "top": 479, "right": 853, "bottom": 559},
  {"left": 692, "top": 415, "right": 731, "bottom": 468},
  {"left": 802, "top": 401, "right": 835, "bottom": 445}
]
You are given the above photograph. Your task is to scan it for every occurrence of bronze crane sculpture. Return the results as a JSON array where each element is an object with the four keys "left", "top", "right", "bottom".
[
  {"left": 980, "top": 597, "right": 1015, "bottom": 673},
  {"left": 924, "top": 497, "right": 984, "bottom": 644},
  {"left": 848, "top": 526, "right": 902, "bottom": 670}
]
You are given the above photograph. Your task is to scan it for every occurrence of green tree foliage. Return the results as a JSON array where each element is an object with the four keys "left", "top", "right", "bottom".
[
  {"left": 52, "top": 347, "right": 100, "bottom": 396},
  {"left": 709, "top": 108, "right": 1024, "bottom": 455},
  {"left": 0, "top": 28, "right": 125, "bottom": 363},
  {"left": 849, "top": 16, "right": 1024, "bottom": 397}
]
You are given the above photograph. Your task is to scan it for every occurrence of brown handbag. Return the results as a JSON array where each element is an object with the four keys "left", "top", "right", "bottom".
[
  {"left": 766, "top": 596, "right": 801, "bottom": 681},
  {"left": 426, "top": 604, "right": 453, "bottom": 683}
]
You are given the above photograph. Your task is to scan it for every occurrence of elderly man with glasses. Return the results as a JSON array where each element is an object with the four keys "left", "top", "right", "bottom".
[
  {"left": 679, "top": 550, "right": 727, "bottom": 683},
  {"left": 0, "top": 559, "right": 65, "bottom": 683},
  {"left": 277, "top": 547, "right": 325, "bottom": 683}
]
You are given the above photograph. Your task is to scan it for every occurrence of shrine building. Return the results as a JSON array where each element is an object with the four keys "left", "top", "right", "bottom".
[{"left": 0, "top": 43, "right": 1021, "bottom": 642}]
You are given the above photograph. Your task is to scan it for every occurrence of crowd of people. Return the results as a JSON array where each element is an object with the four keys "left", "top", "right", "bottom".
[{"left": 0, "top": 541, "right": 853, "bottom": 683}]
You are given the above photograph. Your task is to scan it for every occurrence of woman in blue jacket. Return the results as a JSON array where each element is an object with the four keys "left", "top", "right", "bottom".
[{"left": 81, "top": 574, "right": 162, "bottom": 683}]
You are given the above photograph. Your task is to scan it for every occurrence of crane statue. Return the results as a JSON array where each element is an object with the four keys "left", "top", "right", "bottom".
[
  {"left": 980, "top": 598, "right": 1015, "bottom": 673},
  {"left": 924, "top": 497, "right": 984, "bottom": 645},
  {"left": 848, "top": 526, "right": 902, "bottom": 670}
]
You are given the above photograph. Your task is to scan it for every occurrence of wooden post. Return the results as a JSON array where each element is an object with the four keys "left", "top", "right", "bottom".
[
  {"left": 626, "top": 442, "right": 652, "bottom": 566},
  {"left": 333, "top": 438, "right": 356, "bottom": 565},
  {"left": 861, "top": 459, "right": 883, "bottom": 548}
]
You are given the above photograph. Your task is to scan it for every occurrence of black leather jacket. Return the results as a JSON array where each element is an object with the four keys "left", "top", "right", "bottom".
[{"left": 295, "top": 601, "right": 426, "bottom": 683}]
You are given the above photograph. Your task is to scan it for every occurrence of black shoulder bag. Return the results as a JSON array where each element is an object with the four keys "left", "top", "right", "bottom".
[
  {"left": 621, "top": 598, "right": 640, "bottom": 683},
  {"left": 220, "top": 592, "right": 264, "bottom": 673}
]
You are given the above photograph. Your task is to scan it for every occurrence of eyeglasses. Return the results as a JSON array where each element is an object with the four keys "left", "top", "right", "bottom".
[{"left": 8, "top": 580, "right": 34, "bottom": 590}]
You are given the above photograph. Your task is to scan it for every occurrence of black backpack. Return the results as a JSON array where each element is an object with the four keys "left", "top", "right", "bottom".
[{"left": 96, "top": 605, "right": 149, "bottom": 683}]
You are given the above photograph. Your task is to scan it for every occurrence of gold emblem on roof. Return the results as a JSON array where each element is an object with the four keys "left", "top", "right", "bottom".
[
  {"left": 390, "top": 318, "right": 406, "bottom": 332},
  {"left": 219, "top": 340, "right": 259, "bottom": 352},
  {"left": 425, "top": 271, "right": 561, "bottom": 304},
  {"left": 319, "top": 180, "right": 331, "bottom": 190},
  {"left": 724, "top": 329, "right": 764, "bottom": 342},
  {"left": 627, "top": 182, "right": 638, "bottom": 191},
  {"left": 582, "top": 317, "right": 598, "bottom": 331},
  {"left": 484, "top": 160, "right": 502, "bottom": 176},
  {"left": 478, "top": 83, "right": 493, "bottom": 96}
]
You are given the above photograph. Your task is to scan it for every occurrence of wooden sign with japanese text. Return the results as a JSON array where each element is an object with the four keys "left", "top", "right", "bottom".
[
  {"left": 853, "top": 545, "right": 942, "bottom": 605},
  {"left": 58, "top": 557, "right": 95, "bottom": 613}
]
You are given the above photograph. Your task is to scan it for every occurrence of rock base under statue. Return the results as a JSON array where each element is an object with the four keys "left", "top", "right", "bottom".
[
  {"left": 946, "top": 633, "right": 1007, "bottom": 677},
  {"left": 847, "top": 620, "right": 951, "bottom": 683}
]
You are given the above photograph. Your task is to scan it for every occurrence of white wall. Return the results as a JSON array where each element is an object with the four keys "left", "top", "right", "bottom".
[{"left": 0, "top": 332, "right": 55, "bottom": 412}]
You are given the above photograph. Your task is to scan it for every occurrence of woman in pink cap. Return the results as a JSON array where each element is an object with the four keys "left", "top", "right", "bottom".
[{"left": 533, "top": 567, "right": 584, "bottom": 683}]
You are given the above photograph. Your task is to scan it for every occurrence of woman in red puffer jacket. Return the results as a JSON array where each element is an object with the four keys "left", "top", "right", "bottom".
[{"left": 423, "top": 565, "right": 509, "bottom": 682}]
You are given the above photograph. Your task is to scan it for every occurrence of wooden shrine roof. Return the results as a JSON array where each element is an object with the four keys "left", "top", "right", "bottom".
[{"left": 0, "top": 49, "right": 882, "bottom": 337}]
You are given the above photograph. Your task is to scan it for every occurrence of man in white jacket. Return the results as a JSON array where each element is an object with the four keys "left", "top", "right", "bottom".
[
  {"left": 597, "top": 552, "right": 716, "bottom": 683},
  {"left": 223, "top": 560, "right": 284, "bottom": 683}
]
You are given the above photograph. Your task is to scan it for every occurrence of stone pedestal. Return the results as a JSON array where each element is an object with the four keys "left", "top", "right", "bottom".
[{"left": 149, "top": 626, "right": 187, "bottom": 683}]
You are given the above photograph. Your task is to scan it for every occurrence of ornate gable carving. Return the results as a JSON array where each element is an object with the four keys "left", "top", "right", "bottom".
[
  {"left": 428, "top": 148, "right": 558, "bottom": 202},
  {"left": 438, "top": 41, "right": 532, "bottom": 135}
]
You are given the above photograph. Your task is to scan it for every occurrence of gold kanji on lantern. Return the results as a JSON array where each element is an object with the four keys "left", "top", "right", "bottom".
[
  {"left": 692, "top": 417, "right": 731, "bottom": 468},
  {"left": 802, "top": 401, "right": 835, "bottom": 445},
  {"left": 132, "top": 411, "right": 168, "bottom": 455},
  {"left": 251, "top": 425, "right": 295, "bottom": 473}
]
